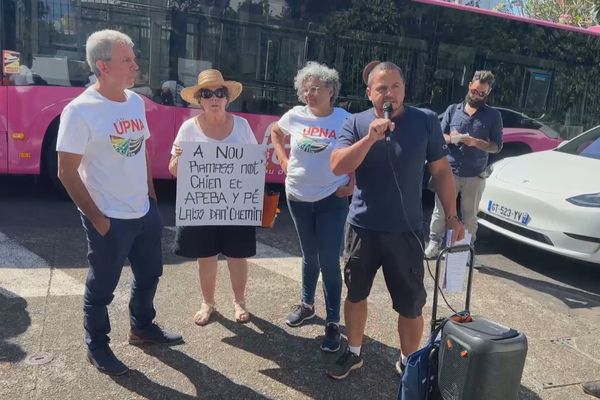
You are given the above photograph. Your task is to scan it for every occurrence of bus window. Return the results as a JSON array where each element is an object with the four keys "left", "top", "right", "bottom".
[{"left": 2, "top": 0, "right": 600, "bottom": 183}]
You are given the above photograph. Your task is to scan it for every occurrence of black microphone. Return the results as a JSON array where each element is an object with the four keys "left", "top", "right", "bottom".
[{"left": 383, "top": 102, "right": 393, "bottom": 138}]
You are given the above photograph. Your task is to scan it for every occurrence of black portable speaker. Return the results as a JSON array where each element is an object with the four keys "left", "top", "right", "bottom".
[
  {"left": 426, "top": 245, "right": 528, "bottom": 400},
  {"left": 437, "top": 315, "right": 528, "bottom": 400}
]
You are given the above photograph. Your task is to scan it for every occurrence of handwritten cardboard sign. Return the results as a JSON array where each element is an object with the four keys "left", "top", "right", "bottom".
[{"left": 176, "top": 142, "right": 266, "bottom": 226}]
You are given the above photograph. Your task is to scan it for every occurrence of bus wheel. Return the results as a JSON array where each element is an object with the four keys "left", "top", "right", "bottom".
[{"left": 43, "top": 128, "right": 69, "bottom": 198}]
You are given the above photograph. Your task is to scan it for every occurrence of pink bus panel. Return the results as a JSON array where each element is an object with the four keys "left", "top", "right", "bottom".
[
  {"left": 142, "top": 98, "right": 176, "bottom": 179},
  {"left": 0, "top": 87, "right": 7, "bottom": 173},
  {"left": 0, "top": 133, "right": 7, "bottom": 173},
  {"left": 7, "top": 86, "right": 81, "bottom": 175},
  {"left": 0, "top": 87, "right": 7, "bottom": 133},
  {"left": 7, "top": 85, "right": 287, "bottom": 183}
]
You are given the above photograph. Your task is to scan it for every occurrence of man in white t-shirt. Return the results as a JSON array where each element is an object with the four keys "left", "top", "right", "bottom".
[{"left": 56, "top": 30, "right": 182, "bottom": 376}]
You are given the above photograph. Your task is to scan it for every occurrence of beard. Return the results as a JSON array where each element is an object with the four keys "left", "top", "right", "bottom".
[{"left": 465, "top": 93, "right": 486, "bottom": 108}]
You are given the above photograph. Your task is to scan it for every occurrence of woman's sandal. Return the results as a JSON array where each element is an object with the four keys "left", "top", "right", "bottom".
[
  {"left": 194, "top": 302, "right": 216, "bottom": 326},
  {"left": 233, "top": 300, "right": 250, "bottom": 323}
]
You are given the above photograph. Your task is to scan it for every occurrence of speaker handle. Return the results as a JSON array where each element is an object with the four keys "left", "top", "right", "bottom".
[{"left": 430, "top": 244, "right": 475, "bottom": 333}]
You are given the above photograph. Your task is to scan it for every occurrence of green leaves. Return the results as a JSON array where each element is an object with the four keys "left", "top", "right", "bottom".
[{"left": 496, "top": 0, "right": 599, "bottom": 28}]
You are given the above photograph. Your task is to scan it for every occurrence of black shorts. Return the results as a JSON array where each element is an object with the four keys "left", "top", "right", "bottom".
[
  {"left": 343, "top": 225, "right": 426, "bottom": 318},
  {"left": 174, "top": 225, "right": 256, "bottom": 259}
]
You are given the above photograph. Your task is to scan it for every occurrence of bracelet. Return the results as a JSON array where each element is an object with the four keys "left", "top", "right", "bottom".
[{"left": 446, "top": 215, "right": 460, "bottom": 221}]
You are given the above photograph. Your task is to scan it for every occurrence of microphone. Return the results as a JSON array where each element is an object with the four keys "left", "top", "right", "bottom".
[{"left": 383, "top": 102, "right": 393, "bottom": 138}]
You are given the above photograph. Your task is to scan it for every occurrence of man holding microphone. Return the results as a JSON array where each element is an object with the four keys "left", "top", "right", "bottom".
[{"left": 327, "top": 61, "right": 464, "bottom": 379}]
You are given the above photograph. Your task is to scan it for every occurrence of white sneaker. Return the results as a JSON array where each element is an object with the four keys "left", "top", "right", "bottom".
[{"left": 424, "top": 240, "right": 442, "bottom": 259}]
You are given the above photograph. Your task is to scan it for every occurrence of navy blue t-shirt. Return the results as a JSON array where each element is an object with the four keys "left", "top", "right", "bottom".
[
  {"left": 336, "top": 106, "right": 447, "bottom": 233},
  {"left": 442, "top": 103, "right": 503, "bottom": 177}
]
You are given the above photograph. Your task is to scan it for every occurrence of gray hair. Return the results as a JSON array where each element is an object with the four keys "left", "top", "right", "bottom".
[
  {"left": 86, "top": 30, "right": 134, "bottom": 76},
  {"left": 367, "top": 62, "right": 405, "bottom": 86},
  {"left": 294, "top": 62, "right": 341, "bottom": 105}
]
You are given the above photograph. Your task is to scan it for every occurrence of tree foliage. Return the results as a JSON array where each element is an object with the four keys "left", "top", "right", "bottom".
[
  {"left": 495, "top": 0, "right": 600, "bottom": 28},
  {"left": 329, "top": 0, "right": 403, "bottom": 36}
]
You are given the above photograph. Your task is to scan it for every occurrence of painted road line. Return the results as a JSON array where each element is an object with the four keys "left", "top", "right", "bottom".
[
  {"left": 0, "top": 228, "right": 305, "bottom": 299},
  {"left": 0, "top": 231, "right": 85, "bottom": 298},
  {"left": 0, "top": 232, "right": 48, "bottom": 268},
  {"left": 0, "top": 268, "right": 85, "bottom": 299},
  {"left": 165, "top": 226, "right": 307, "bottom": 284}
]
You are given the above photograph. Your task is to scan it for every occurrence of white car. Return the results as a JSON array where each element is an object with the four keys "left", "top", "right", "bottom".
[{"left": 478, "top": 125, "right": 600, "bottom": 264}]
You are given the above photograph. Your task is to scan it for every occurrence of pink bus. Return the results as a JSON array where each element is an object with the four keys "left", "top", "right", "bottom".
[{"left": 2, "top": 0, "right": 599, "bottom": 192}]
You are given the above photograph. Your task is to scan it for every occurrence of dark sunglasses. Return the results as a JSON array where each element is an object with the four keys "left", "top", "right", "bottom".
[
  {"left": 470, "top": 88, "right": 490, "bottom": 98},
  {"left": 198, "top": 87, "right": 228, "bottom": 99}
]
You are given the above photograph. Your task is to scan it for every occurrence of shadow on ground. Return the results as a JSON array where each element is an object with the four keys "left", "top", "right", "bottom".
[
  {"left": 479, "top": 265, "right": 600, "bottom": 310},
  {"left": 112, "top": 344, "right": 268, "bottom": 400},
  {"left": 476, "top": 225, "right": 600, "bottom": 298},
  {"left": 518, "top": 384, "right": 543, "bottom": 400},
  {"left": 218, "top": 314, "right": 401, "bottom": 399},
  {"left": 0, "top": 289, "right": 31, "bottom": 363}
]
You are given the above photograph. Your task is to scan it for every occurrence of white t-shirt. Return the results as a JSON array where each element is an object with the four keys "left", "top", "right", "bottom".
[
  {"left": 278, "top": 106, "right": 350, "bottom": 202},
  {"left": 56, "top": 86, "right": 150, "bottom": 219},
  {"left": 172, "top": 114, "right": 257, "bottom": 152}
]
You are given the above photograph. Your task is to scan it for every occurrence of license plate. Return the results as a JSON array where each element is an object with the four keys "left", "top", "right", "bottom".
[{"left": 487, "top": 200, "right": 531, "bottom": 225}]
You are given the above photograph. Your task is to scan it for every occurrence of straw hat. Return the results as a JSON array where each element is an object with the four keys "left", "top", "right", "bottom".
[
  {"left": 362, "top": 60, "right": 381, "bottom": 85},
  {"left": 180, "top": 69, "right": 243, "bottom": 105}
]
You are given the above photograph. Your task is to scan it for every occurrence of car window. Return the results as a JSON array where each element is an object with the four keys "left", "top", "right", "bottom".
[
  {"left": 555, "top": 126, "right": 600, "bottom": 159},
  {"left": 499, "top": 109, "right": 540, "bottom": 129},
  {"left": 498, "top": 109, "right": 520, "bottom": 127},
  {"left": 497, "top": 108, "right": 562, "bottom": 138}
]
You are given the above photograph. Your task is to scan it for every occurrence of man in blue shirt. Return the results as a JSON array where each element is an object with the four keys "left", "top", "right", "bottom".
[
  {"left": 326, "top": 61, "right": 465, "bottom": 380},
  {"left": 425, "top": 70, "right": 503, "bottom": 259}
]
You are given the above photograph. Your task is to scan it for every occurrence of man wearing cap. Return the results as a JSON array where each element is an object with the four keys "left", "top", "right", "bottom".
[
  {"left": 57, "top": 29, "right": 182, "bottom": 376},
  {"left": 327, "top": 61, "right": 464, "bottom": 379},
  {"left": 424, "top": 70, "right": 503, "bottom": 260}
]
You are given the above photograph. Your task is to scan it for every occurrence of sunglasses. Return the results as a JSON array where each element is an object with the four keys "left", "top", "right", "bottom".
[
  {"left": 198, "top": 87, "right": 228, "bottom": 99},
  {"left": 470, "top": 88, "right": 490, "bottom": 98}
]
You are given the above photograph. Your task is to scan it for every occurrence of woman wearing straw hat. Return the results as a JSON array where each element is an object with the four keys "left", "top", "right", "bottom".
[
  {"left": 168, "top": 69, "right": 257, "bottom": 326},
  {"left": 271, "top": 62, "right": 353, "bottom": 353}
]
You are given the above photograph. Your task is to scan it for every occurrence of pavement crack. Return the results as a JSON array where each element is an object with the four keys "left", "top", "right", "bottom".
[
  {"left": 550, "top": 336, "right": 600, "bottom": 367},
  {"left": 31, "top": 265, "right": 55, "bottom": 400}
]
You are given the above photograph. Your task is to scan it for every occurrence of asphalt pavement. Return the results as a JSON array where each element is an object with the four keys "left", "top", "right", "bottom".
[{"left": 1, "top": 176, "right": 599, "bottom": 399}]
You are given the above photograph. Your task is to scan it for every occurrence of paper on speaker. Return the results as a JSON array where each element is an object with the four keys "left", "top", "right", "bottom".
[{"left": 443, "top": 229, "right": 472, "bottom": 294}]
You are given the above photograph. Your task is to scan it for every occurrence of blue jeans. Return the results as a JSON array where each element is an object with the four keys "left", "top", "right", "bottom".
[
  {"left": 80, "top": 198, "right": 163, "bottom": 350},
  {"left": 287, "top": 192, "right": 349, "bottom": 323}
]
